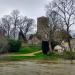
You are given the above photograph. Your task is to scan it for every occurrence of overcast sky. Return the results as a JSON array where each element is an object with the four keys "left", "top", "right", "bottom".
[
  {"left": 0, "top": 0, "right": 52, "bottom": 19},
  {"left": 0, "top": 0, "right": 74, "bottom": 30}
]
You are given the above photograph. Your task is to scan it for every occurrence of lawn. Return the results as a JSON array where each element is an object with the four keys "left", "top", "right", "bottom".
[
  {"left": 0, "top": 52, "right": 62, "bottom": 61},
  {"left": 14, "top": 46, "right": 41, "bottom": 54},
  {"left": 5, "top": 52, "right": 75, "bottom": 61},
  {"left": 34, "top": 52, "right": 62, "bottom": 60},
  {"left": 0, "top": 45, "right": 75, "bottom": 62},
  {"left": 2, "top": 52, "right": 75, "bottom": 61}
]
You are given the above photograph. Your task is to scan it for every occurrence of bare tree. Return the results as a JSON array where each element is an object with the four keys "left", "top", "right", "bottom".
[
  {"left": 18, "top": 16, "right": 35, "bottom": 41},
  {"left": 0, "top": 9, "right": 35, "bottom": 41},
  {"left": 46, "top": 10, "right": 59, "bottom": 39},
  {"left": 46, "top": 0, "right": 75, "bottom": 52},
  {"left": 11, "top": 10, "right": 20, "bottom": 39},
  {"left": 1, "top": 15, "right": 12, "bottom": 38},
  {"left": 24, "top": 18, "right": 34, "bottom": 37}
]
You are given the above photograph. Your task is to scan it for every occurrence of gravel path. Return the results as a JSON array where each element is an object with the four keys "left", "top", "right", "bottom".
[
  {"left": 2, "top": 51, "right": 42, "bottom": 56},
  {"left": 13, "top": 51, "right": 42, "bottom": 56},
  {"left": 0, "top": 60, "right": 75, "bottom": 75}
]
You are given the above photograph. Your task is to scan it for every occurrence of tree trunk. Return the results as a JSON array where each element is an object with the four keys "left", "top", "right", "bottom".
[
  {"left": 49, "top": 30, "right": 52, "bottom": 52},
  {"left": 67, "top": 38, "right": 72, "bottom": 52},
  {"left": 8, "top": 28, "right": 10, "bottom": 38},
  {"left": 67, "top": 27, "right": 73, "bottom": 63},
  {"left": 42, "top": 41, "right": 49, "bottom": 55},
  {"left": 67, "top": 28, "right": 72, "bottom": 52}
]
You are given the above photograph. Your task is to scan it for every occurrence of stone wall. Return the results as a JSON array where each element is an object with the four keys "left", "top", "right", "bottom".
[{"left": 37, "top": 16, "right": 49, "bottom": 41}]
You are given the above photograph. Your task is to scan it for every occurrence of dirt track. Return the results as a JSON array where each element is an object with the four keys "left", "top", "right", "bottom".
[
  {"left": 0, "top": 60, "right": 75, "bottom": 75},
  {"left": 2, "top": 51, "right": 42, "bottom": 56},
  {"left": 12, "top": 51, "right": 42, "bottom": 56}
]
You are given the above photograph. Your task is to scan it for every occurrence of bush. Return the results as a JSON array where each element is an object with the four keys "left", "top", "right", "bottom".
[
  {"left": 8, "top": 39, "right": 21, "bottom": 52},
  {"left": 0, "top": 37, "right": 9, "bottom": 54},
  {"left": 63, "top": 52, "right": 75, "bottom": 60}
]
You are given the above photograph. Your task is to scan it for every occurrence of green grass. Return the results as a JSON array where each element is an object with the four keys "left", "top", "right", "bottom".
[
  {"left": 0, "top": 56, "right": 34, "bottom": 61},
  {"left": 14, "top": 46, "right": 41, "bottom": 54},
  {"left": 0, "top": 52, "right": 62, "bottom": 61},
  {"left": 8, "top": 52, "right": 74, "bottom": 61},
  {"left": 1, "top": 46, "right": 75, "bottom": 61},
  {"left": 34, "top": 52, "right": 62, "bottom": 60},
  {"left": 62, "top": 52, "right": 75, "bottom": 60},
  {"left": 6, "top": 56, "right": 34, "bottom": 61}
]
